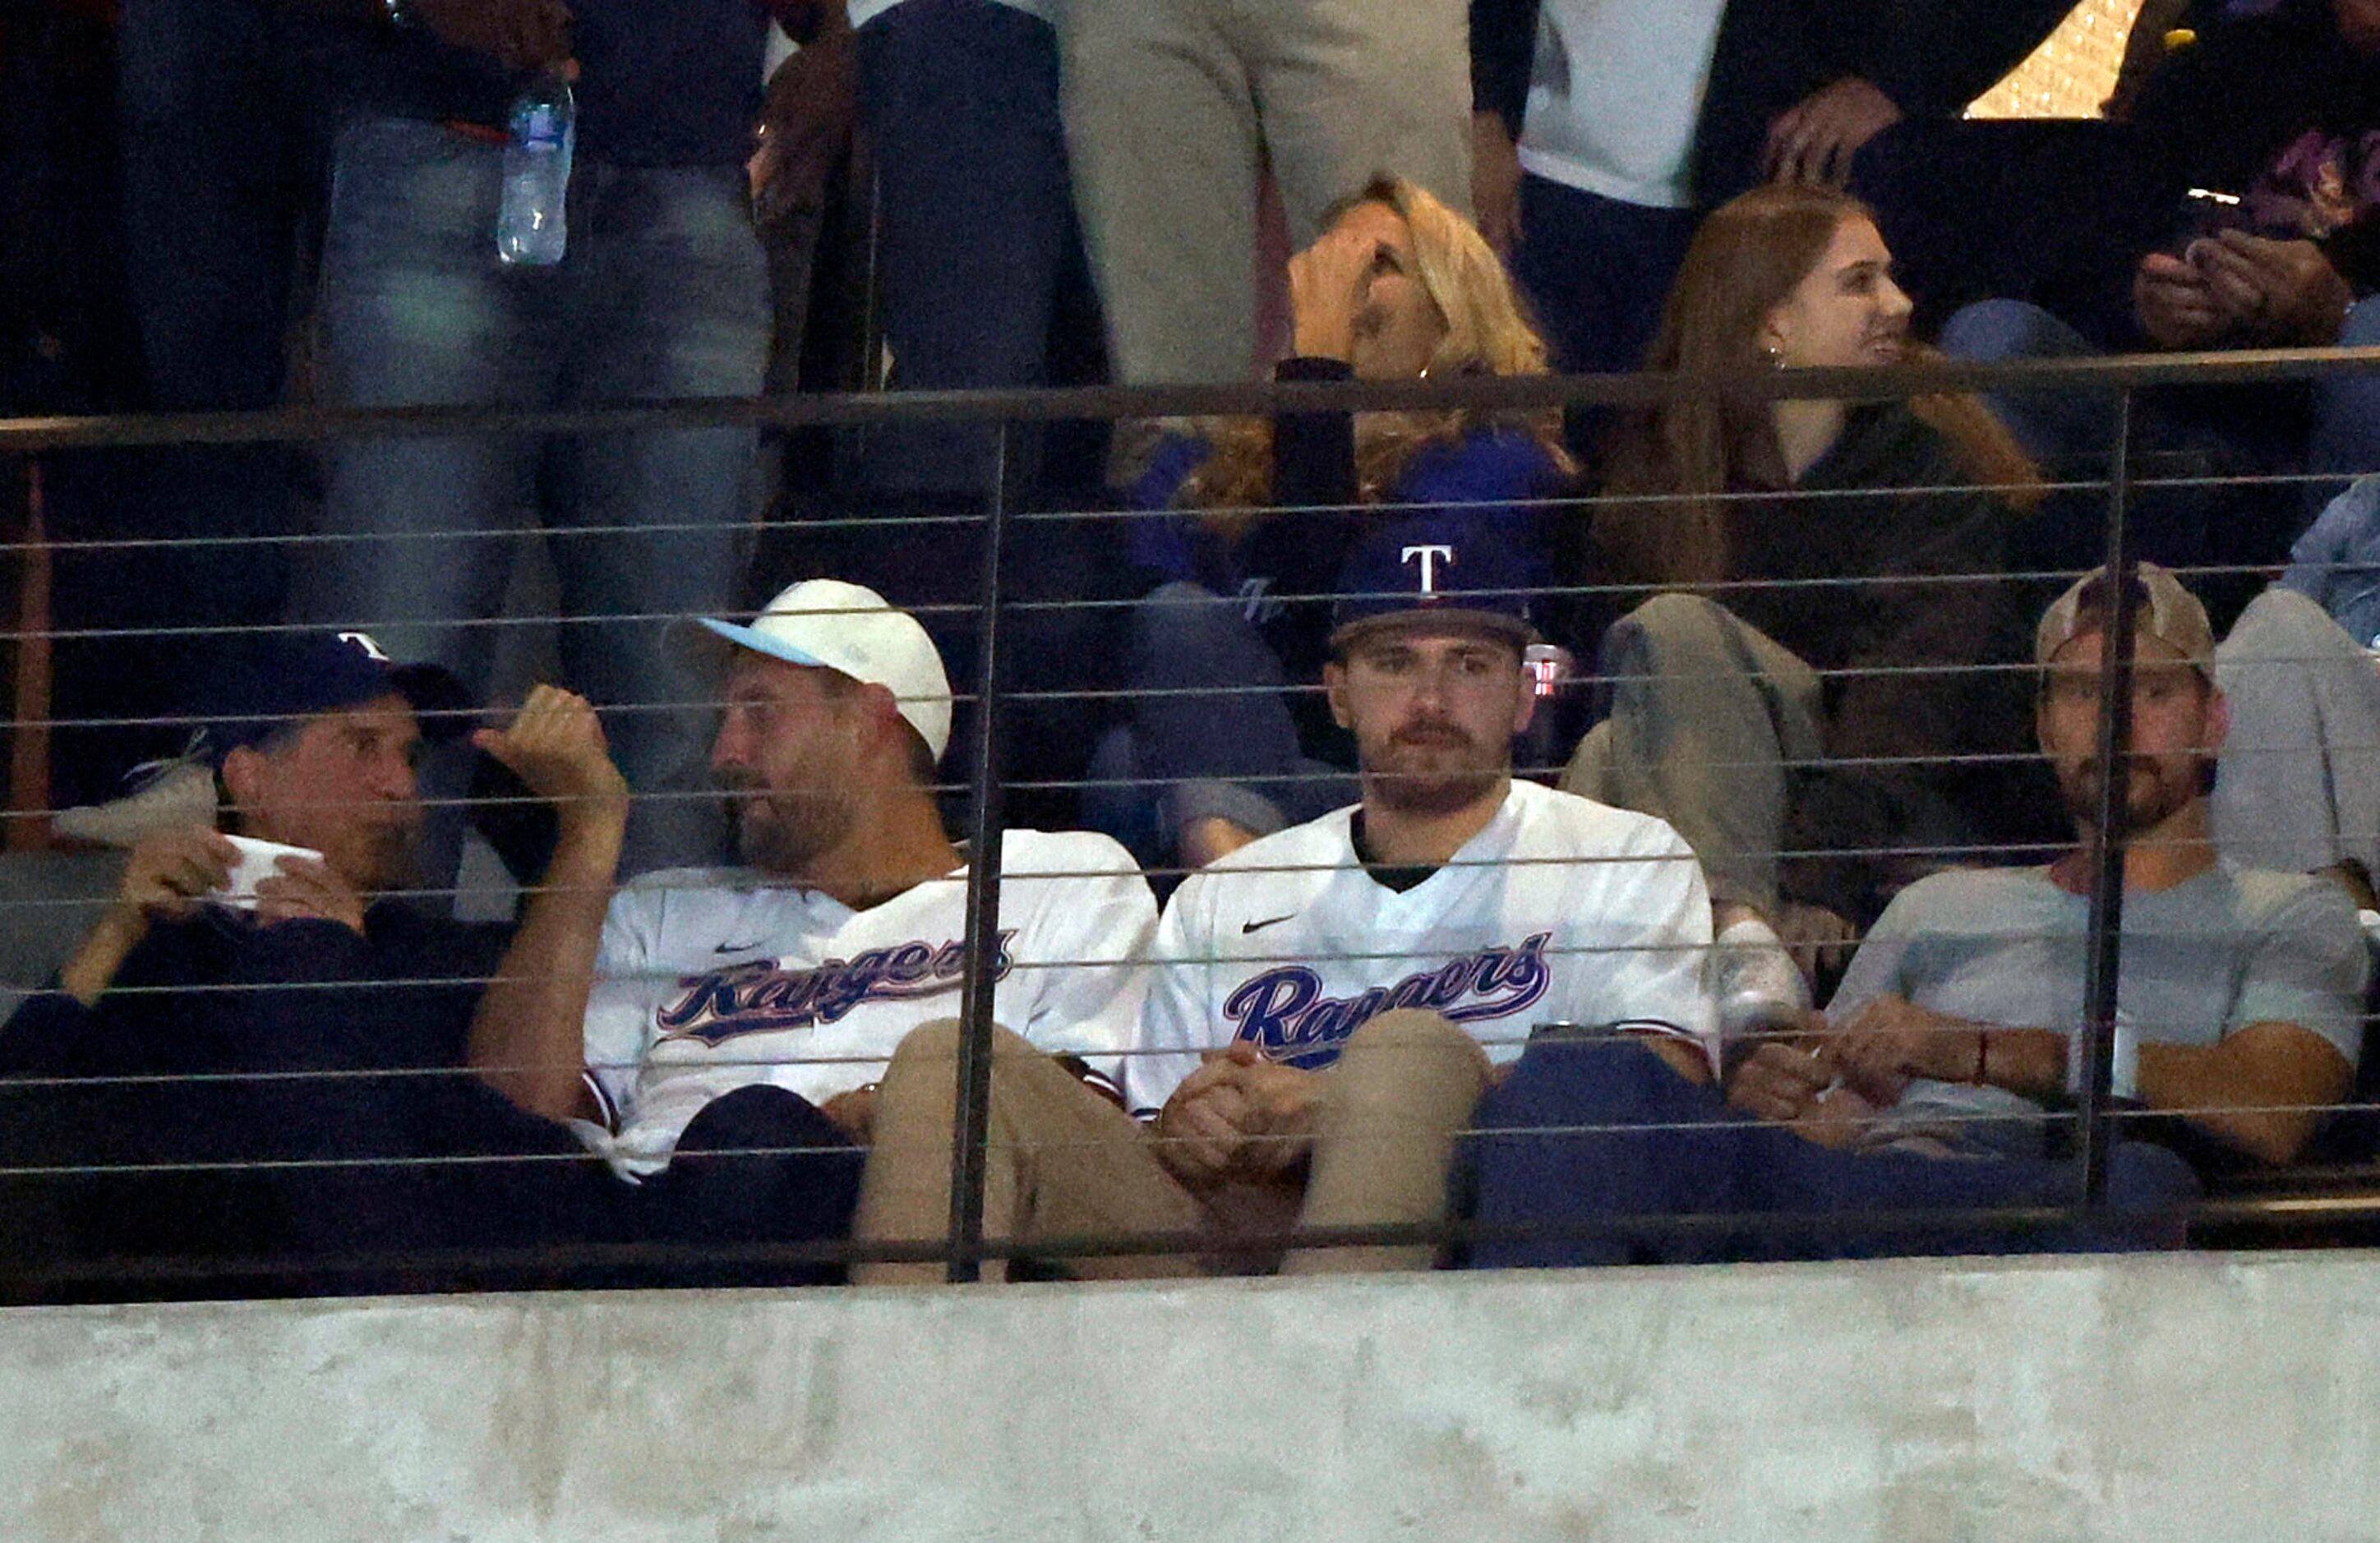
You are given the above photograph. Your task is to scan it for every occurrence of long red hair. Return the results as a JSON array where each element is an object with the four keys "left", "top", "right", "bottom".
[{"left": 1597, "top": 184, "right": 2038, "bottom": 586}]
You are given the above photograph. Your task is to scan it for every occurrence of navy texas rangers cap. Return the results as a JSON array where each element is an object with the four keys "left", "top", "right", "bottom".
[
  {"left": 1328, "top": 514, "right": 1547, "bottom": 652},
  {"left": 201, "top": 630, "right": 474, "bottom": 762}
]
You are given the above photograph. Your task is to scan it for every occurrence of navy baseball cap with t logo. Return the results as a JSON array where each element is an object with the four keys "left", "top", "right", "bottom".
[
  {"left": 200, "top": 631, "right": 474, "bottom": 762},
  {"left": 1328, "top": 515, "right": 1547, "bottom": 652}
]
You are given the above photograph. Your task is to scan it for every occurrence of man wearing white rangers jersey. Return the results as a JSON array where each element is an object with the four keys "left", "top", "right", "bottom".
[
  {"left": 851, "top": 517, "right": 1718, "bottom": 1280},
  {"left": 470, "top": 578, "right": 1155, "bottom": 1271}
]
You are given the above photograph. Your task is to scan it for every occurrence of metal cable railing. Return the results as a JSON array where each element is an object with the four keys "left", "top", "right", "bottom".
[{"left": 3, "top": 348, "right": 2379, "bottom": 1295}]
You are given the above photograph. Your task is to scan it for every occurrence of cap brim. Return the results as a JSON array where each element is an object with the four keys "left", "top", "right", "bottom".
[
  {"left": 696, "top": 616, "right": 835, "bottom": 670},
  {"left": 390, "top": 661, "right": 477, "bottom": 743},
  {"left": 1331, "top": 607, "right": 1538, "bottom": 652}
]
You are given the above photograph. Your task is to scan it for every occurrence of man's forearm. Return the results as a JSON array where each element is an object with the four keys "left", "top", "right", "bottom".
[
  {"left": 465, "top": 811, "right": 624, "bottom": 1121},
  {"left": 57, "top": 909, "right": 149, "bottom": 1009},
  {"left": 2136, "top": 1027, "right": 2350, "bottom": 1167}
]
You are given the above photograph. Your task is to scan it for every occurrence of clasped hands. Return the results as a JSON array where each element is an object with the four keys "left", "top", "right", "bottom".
[
  {"left": 1152, "top": 1042, "right": 1327, "bottom": 1187},
  {"left": 2138, "top": 231, "right": 2351, "bottom": 350},
  {"left": 113, "top": 827, "right": 367, "bottom": 937},
  {"left": 1727, "top": 993, "right": 1981, "bottom": 1148}
]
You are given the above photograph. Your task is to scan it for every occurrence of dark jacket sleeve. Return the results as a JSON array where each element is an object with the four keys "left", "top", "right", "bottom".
[
  {"left": 1470, "top": 0, "right": 1541, "bottom": 136},
  {"left": 1855, "top": 0, "right": 2084, "bottom": 120},
  {"left": 1692, "top": 0, "right": 2082, "bottom": 205},
  {"left": 1257, "top": 356, "right": 1365, "bottom": 620},
  {"left": 0, "top": 926, "right": 214, "bottom": 1080},
  {"left": 210, "top": 919, "right": 401, "bottom": 1073},
  {"left": 1269, "top": 356, "right": 1358, "bottom": 517},
  {"left": 0, "top": 993, "right": 104, "bottom": 1080},
  {"left": 1780, "top": 486, "right": 2028, "bottom": 922}
]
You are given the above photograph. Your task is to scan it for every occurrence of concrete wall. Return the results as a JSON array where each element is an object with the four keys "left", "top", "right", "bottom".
[{"left": 7, "top": 1251, "right": 2380, "bottom": 1541}]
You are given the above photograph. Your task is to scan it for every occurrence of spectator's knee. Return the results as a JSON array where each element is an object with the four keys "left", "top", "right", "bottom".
[
  {"left": 2225, "top": 586, "right": 2358, "bottom": 664},
  {"left": 2341, "top": 297, "right": 2380, "bottom": 349},
  {"left": 1340, "top": 1010, "right": 1493, "bottom": 1087},
  {"left": 1606, "top": 592, "right": 1732, "bottom": 670},
  {"left": 1137, "top": 581, "right": 1235, "bottom": 644},
  {"left": 1132, "top": 581, "right": 1256, "bottom": 684},
  {"left": 882, "top": 1020, "right": 1034, "bottom": 1089},
  {"left": 1939, "top": 298, "right": 2063, "bottom": 363},
  {"left": 1620, "top": 591, "right": 1727, "bottom": 642}
]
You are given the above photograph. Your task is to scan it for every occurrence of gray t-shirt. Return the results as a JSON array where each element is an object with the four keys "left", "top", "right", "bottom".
[{"left": 1829, "top": 864, "right": 2367, "bottom": 1158}]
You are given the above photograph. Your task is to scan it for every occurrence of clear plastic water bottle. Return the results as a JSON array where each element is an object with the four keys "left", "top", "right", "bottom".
[{"left": 496, "top": 71, "right": 574, "bottom": 265}]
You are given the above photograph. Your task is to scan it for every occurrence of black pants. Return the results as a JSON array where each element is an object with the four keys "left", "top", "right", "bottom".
[{"left": 0, "top": 1070, "right": 864, "bottom": 1301}]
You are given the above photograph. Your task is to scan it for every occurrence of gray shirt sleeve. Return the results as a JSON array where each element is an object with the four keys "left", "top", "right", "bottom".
[
  {"left": 1825, "top": 882, "right": 1930, "bottom": 1020},
  {"left": 2230, "top": 878, "right": 2368, "bottom": 1068}
]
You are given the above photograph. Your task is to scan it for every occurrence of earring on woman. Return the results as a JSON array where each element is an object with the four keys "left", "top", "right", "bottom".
[{"left": 1759, "top": 342, "right": 1784, "bottom": 367}]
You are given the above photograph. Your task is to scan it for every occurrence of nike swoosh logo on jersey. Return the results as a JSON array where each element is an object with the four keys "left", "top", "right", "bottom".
[
  {"left": 1241, "top": 914, "right": 1297, "bottom": 934},
  {"left": 713, "top": 940, "right": 770, "bottom": 955}
]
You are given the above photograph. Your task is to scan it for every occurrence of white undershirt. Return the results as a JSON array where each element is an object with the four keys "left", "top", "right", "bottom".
[{"left": 1517, "top": 0, "right": 1731, "bottom": 211}]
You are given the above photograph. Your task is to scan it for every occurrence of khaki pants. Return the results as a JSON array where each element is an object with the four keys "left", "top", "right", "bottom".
[
  {"left": 1062, "top": 0, "right": 1473, "bottom": 385},
  {"left": 1564, "top": 593, "right": 1824, "bottom": 919},
  {"left": 851, "top": 1011, "right": 1491, "bottom": 1283}
]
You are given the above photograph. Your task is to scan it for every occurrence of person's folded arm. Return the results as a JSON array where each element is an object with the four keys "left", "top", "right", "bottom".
[{"left": 2134, "top": 1022, "right": 2353, "bottom": 1167}]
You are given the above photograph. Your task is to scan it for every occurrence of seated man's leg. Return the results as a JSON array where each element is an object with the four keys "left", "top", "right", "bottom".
[
  {"left": 2212, "top": 586, "right": 2380, "bottom": 878},
  {"left": 1465, "top": 1036, "right": 1755, "bottom": 1269},
  {"left": 1284, "top": 1009, "right": 1491, "bottom": 1275},
  {"left": 1131, "top": 581, "right": 1353, "bottom": 849},
  {"left": 1464, "top": 1038, "right": 2198, "bottom": 1269},
  {"left": 1741, "top": 1136, "right": 2198, "bottom": 1261},
  {"left": 1938, "top": 298, "right": 2115, "bottom": 468},
  {"left": 629, "top": 1084, "right": 866, "bottom": 1288},
  {"left": 1565, "top": 593, "right": 1821, "bottom": 919},
  {"left": 852, "top": 1020, "right": 1206, "bottom": 1283}
]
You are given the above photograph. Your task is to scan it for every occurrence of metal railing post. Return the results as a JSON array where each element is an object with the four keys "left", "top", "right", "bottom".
[
  {"left": 946, "top": 419, "right": 1017, "bottom": 1282},
  {"left": 2077, "top": 386, "right": 2141, "bottom": 1206}
]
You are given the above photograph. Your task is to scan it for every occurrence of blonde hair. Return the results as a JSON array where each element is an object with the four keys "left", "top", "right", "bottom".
[
  {"left": 1177, "top": 176, "right": 1568, "bottom": 523},
  {"left": 1596, "top": 183, "right": 2040, "bottom": 586}
]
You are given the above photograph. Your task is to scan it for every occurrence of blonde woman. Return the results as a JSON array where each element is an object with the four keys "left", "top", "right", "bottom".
[{"left": 1099, "top": 177, "right": 1570, "bottom": 868}]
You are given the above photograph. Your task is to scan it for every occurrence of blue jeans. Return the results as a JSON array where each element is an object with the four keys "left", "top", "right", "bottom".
[
  {"left": 1119, "top": 582, "right": 1354, "bottom": 846},
  {"left": 1463, "top": 1038, "right": 2199, "bottom": 1269},
  {"left": 851, "top": 0, "right": 1078, "bottom": 494},
  {"left": 299, "top": 117, "right": 768, "bottom": 877}
]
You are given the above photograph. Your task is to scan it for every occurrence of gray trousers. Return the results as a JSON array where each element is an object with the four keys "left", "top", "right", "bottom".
[
  {"left": 1562, "top": 595, "right": 1824, "bottom": 918},
  {"left": 1062, "top": 0, "right": 1473, "bottom": 384},
  {"left": 2212, "top": 587, "right": 2380, "bottom": 878}
]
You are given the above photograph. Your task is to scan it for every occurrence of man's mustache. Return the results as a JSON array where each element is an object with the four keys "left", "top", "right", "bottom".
[{"left": 1391, "top": 718, "right": 1474, "bottom": 749}]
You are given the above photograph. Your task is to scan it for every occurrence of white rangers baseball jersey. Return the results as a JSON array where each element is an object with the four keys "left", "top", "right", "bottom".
[
  {"left": 579, "top": 830, "right": 1154, "bottom": 1177},
  {"left": 1129, "top": 781, "right": 1717, "bottom": 1114}
]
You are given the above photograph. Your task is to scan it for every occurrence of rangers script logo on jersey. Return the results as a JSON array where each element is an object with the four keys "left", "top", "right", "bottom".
[
  {"left": 655, "top": 931, "right": 1017, "bottom": 1045},
  {"left": 1223, "top": 933, "right": 1553, "bottom": 1068}
]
